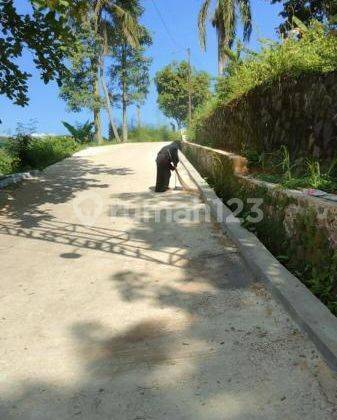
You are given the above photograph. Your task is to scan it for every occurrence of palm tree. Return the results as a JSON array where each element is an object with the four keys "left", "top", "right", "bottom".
[{"left": 198, "top": 0, "right": 252, "bottom": 75}]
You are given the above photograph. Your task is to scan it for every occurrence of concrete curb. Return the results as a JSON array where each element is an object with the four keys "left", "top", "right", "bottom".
[
  {"left": 180, "top": 151, "right": 337, "bottom": 372},
  {"left": 0, "top": 170, "right": 41, "bottom": 189}
]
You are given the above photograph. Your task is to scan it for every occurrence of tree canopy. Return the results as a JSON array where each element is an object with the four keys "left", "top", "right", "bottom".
[
  {"left": 271, "top": 0, "right": 337, "bottom": 33},
  {"left": 0, "top": 0, "right": 87, "bottom": 106},
  {"left": 155, "top": 61, "right": 211, "bottom": 128},
  {"left": 109, "top": 24, "right": 152, "bottom": 140},
  {"left": 59, "top": 0, "right": 141, "bottom": 142}
]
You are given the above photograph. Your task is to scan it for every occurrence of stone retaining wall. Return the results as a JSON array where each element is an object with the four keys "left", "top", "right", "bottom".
[{"left": 193, "top": 72, "right": 337, "bottom": 163}]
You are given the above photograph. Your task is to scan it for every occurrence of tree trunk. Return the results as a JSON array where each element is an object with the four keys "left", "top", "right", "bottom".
[
  {"left": 121, "top": 44, "right": 128, "bottom": 142},
  {"left": 218, "top": 36, "right": 226, "bottom": 76},
  {"left": 218, "top": 57, "right": 225, "bottom": 76},
  {"left": 93, "top": 75, "right": 103, "bottom": 144},
  {"left": 122, "top": 93, "right": 128, "bottom": 142},
  {"left": 100, "top": 59, "right": 121, "bottom": 143},
  {"left": 136, "top": 104, "right": 141, "bottom": 129}
]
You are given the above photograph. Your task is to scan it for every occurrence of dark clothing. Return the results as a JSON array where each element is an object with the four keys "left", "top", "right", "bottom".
[
  {"left": 155, "top": 142, "right": 181, "bottom": 192},
  {"left": 155, "top": 154, "right": 172, "bottom": 192}
]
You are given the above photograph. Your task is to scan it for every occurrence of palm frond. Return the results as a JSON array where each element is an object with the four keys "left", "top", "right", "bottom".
[
  {"left": 218, "top": 0, "right": 236, "bottom": 45},
  {"left": 110, "top": 4, "right": 140, "bottom": 48},
  {"left": 222, "top": 0, "right": 236, "bottom": 46},
  {"left": 292, "top": 16, "right": 309, "bottom": 32},
  {"left": 239, "top": 0, "right": 252, "bottom": 41},
  {"left": 94, "top": 0, "right": 108, "bottom": 18},
  {"left": 198, "top": 0, "right": 212, "bottom": 51}
]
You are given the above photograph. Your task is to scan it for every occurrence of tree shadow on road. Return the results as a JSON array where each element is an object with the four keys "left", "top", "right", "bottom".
[
  {"left": 0, "top": 152, "right": 335, "bottom": 419},
  {"left": 0, "top": 156, "right": 133, "bottom": 228}
]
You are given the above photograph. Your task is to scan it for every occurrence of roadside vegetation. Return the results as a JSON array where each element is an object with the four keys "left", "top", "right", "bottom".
[
  {"left": 0, "top": 122, "right": 179, "bottom": 176},
  {"left": 155, "top": 61, "right": 211, "bottom": 128},
  {"left": 247, "top": 146, "right": 337, "bottom": 193},
  {"left": 0, "top": 135, "right": 79, "bottom": 176},
  {"left": 192, "top": 21, "right": 337, "bottom": 126},
  {"left": 127, "top": 125, "right": 181, "bottom": 143},
  {"left": 182, "top": 4, "right": 337, "bottom": 315},
  {"left": 190, "top": 21, "right": 337, "bottom": 194},
  {"left": 0, "top": 1, "right": 153, "bottom": 145}
]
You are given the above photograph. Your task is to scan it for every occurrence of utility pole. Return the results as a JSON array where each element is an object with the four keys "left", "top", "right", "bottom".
[{"left": 187, "top": 47, "right": 192, "bottom": 127}]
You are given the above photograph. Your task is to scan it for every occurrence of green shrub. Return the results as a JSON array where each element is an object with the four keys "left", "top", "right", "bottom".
[
  {"left": 127, "top": 125, "right": 181, "bottom": 142},
  {"left": 191, "top": 22, "right": 337, "bottom": 136},
  {"left": 5, "top": 134, "right": 33, "bottom": 169},
  {"left": 25, "top": 136, "right": 79, "bottom": 170},
  {"left": 216, "top": 22, "right": 337, "bottom": 105},
  {"left": 0, "top": 149, "right": 15, "bottom": 176}
]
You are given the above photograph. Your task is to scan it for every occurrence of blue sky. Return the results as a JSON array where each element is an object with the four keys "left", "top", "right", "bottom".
[{"left": 0, "top": 0, "right": 283, "bottom": 136}]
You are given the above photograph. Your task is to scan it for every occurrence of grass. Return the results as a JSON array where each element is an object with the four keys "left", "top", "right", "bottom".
[{"left": 249, "top": 148, "right": 337, "bottom": 193}]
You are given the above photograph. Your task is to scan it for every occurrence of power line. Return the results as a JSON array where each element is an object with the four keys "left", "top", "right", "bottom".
[
  {"left": 149, "top": 0, "right": 184, "bottom": 51},
  {"left": 149, "top": 0, "right": 206, "bottom": 71}
]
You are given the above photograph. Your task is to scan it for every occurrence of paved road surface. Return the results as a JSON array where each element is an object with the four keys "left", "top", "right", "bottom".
[{"left": 0, "top": 143, "right": 336, "bottom": 419}]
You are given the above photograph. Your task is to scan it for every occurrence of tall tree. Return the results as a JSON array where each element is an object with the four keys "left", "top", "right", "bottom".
[
  {"left": 134, "top": 56, "right": 152, "bottom": 129},
  {"left": 109, "top": 24, "right": 152, "bottom": 141},
  {"left": 271, "top": 0, "right": 337, "bottom": 34},
  {"left": 60, "top": 24, "right": 102, "bottom": 131},
  {"left": 198, "top": 0, "right": 252, "bottom": 75},
  {"left": 60, "top": 0, "right": 140, "bottom": 143},
  {"left": 155, "top": 61, "right": 211, "bottom": 128}
]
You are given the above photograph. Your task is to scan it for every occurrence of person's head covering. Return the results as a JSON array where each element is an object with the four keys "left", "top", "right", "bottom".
[{"left": 172, "top": 140, "right": 182, "bottom": 150}]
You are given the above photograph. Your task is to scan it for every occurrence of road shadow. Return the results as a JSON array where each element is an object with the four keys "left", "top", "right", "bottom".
[
  {"left": 1, "top": 149, "right": 335, "bottom": 419},
  {"left": 0, "top": 156, "right": 133, "bottom": 228}
]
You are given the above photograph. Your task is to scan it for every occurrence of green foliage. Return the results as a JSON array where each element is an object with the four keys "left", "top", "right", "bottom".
[
  {"left": 3, "top": 133, "right": 79, "bottom": 173},
  {"left": 250, "top": 148, "right": 337, "bottom": 192},
  {"left": 280, "top": 145, "right": 295, "bottom": 182},
  {"left": 59, "top": 24, "right": 101, "bottom": 113},
  {"left": 127, "top": 125, "right": 181, "bottom": 142},
  {"left": 253, "top": 141, "right": 337, "bottom": 191},
  {"left": 290, "top": 209, "right": 337, "bottom": 315},
  {"left": 185, "top": 143, "right": 337, "bottom": 315},
  {"left": 62, "top": 121, "right": 94, "bottom": 143},
  {"left": 109, "top": 13, "right": 152, "bottom": 108},
  {"left": 215, "top": 22, "right": 337, "bottom": 105},
  {"left": 271, "top": 0, "right": 337, "bottom": 34},
  {"left": 25, "top": 136, "right": 79, "bottom": 170},
  {"left": 0, "top": 0, "right": 82, "bottom": 106},
  {"left": 60, "top": 0, "right": 143, "bottom": 143},
  {"left": 5, "top": 134, "right": 33, "bottom": 168},
  {"left": 155, "top": 61, "right": 211, "bottom": 127},
  {"left": 0, "top": 149, "right": 16, "bottom": 176},
  {"left": 198, "top": 0, "right": 252, "bottom": 74},
  {"left": 305, "top": 159, "right": 333, "bottom": 190}
]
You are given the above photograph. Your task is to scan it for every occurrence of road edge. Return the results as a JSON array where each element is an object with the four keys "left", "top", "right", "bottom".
[
  {"left": 0, "top": 170, "right": 41, "bottom": 189},
  {"left": 180, "top": 151, "right": 337, "bottom": 372}
]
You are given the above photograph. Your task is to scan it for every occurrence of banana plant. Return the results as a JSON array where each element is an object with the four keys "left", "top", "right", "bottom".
[{"left": 62, "top": 121, "right": 94, "bottom": 143}]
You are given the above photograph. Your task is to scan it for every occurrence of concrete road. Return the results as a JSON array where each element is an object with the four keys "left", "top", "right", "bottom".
[{"left": 0, "top": 143, "right": 336, "bottom": 420}]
